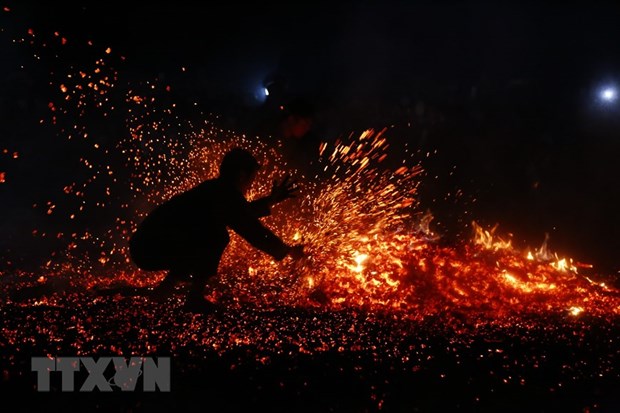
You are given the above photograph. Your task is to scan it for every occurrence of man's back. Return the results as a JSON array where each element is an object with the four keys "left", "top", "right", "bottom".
[{"left": 129, "top": 177, "right": 289, "bottom": 271}]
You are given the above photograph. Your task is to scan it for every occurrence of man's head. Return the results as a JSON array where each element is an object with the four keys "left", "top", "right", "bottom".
[{"left": 219, "top": 148, "right": 261, "bottom": 193}]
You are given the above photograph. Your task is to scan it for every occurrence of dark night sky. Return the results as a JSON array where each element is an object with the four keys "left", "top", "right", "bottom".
[{"left": 2, "top": 1, "right": 620, "bottom": 272}]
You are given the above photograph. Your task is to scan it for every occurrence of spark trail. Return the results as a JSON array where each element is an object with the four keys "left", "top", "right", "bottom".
[{"left": 2, "top": 9, "right": 619, "bottom": 323}]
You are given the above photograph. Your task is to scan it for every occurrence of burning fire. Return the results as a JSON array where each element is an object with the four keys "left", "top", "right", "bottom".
[{"left": 2, "top": 15, "right": 620, "bottom": 323}]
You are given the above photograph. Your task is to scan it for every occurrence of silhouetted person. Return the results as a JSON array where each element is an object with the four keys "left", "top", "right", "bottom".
[
  {"left": 249, "top": 95, "right": 321, "bottom": 178},
  {"left": 129, "top": 148, "right": 305, "bottom": 312}
]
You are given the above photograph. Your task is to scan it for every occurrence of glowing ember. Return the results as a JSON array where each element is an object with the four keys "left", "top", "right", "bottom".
[
  {"left": 1, "top": 10, "right": 620, "bottom": 411},
  {"left": 2, "top": 20, "right": 619, "bottom": 321}
]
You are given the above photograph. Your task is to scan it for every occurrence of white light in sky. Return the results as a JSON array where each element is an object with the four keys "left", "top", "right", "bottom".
[{"left": 600, "top": 87, "right": 617, "bottom": 102}]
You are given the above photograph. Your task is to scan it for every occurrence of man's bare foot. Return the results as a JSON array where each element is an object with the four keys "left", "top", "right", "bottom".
[{"left": 184, "top": 295, "right": 220, "bottom": 314}]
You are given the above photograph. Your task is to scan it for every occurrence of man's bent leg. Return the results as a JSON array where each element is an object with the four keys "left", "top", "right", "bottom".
[
  {"left": 151, "top": 268, "right": 190, "bottom": 300},
  {"left": 185, "top": 272, "right": 219, "bottom": 313},
  {"left": 185, "top": 247, "right": 224, "bottom": 313},
  {"left": 186, "top": 268, "right": 217, "bottom": 303}
]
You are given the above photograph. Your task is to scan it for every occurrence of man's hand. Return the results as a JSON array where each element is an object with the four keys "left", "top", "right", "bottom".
[
  {"left": 288, "top": 244, "right": 306, "bottom": 260},
  {"left": 269, "top": 174, "right": 298, "bottom": 205}
]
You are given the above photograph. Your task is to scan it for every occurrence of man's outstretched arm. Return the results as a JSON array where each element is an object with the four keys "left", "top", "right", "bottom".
[
  {"left": 228, "top": 214, "right": 291, "bottom": 261},
  {"left": 247, "top": 175, "right": 298, "bottom": 218},
  {"left": 247, "top": 197, "right": 272, "bottom": 218}
]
